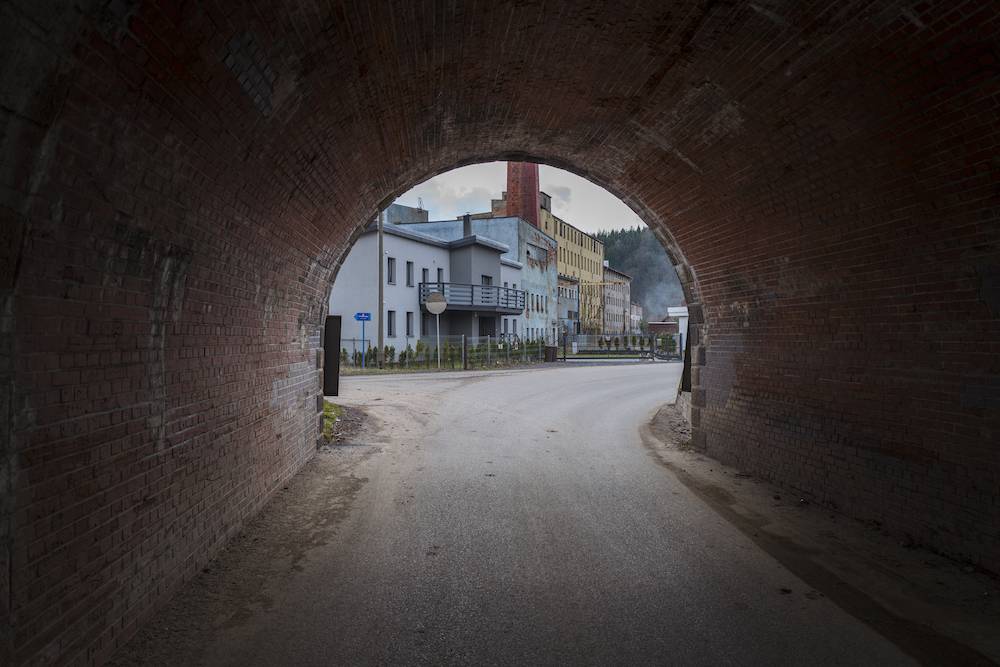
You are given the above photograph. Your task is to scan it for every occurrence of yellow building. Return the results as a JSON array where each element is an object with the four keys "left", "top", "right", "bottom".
[
  {"left": 535, "top": 194, "right": 602, "bottom": 283},
  {"left": 540, "top": 194, "right": 604, "bottom": 332}
]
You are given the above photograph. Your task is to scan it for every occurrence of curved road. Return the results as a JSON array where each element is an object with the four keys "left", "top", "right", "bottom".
[{"left": 202, "top": 362, "right": 912, "bottom": 666}]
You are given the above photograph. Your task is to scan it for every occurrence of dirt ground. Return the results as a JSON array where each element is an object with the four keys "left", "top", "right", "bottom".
[
  {"left": 642, "top": 402, "right": 1000, "bottom": 665},
  {"left": 107, "top": 404, "right": 374, "bottom": 667}
]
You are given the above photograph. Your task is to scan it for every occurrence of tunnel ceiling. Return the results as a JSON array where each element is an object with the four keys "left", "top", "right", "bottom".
[{"left": 1, "top": 1, "right": 998, "bottom": 664}]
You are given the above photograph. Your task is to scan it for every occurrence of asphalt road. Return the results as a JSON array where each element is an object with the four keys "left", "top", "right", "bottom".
[{"left": 201, "top": 363, "right": 913, "bottom": 666}]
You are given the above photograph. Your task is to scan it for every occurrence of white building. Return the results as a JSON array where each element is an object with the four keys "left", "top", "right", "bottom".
[
  {"left": 629, "top": 302, "right": 644, "bottom": 334},
  {"left": 666, "top": 305, "right": 689, "bottom": 343},
  {"left": 329, "top": 220, "right": 526, "bottom": 347},
  {"left": 601, "top": 262, "right": 632, "bottom": 335}
]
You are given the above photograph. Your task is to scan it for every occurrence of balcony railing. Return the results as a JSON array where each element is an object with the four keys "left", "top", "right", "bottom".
[{"left": 419, "top": 282, "right": 525, "bottom": 314}]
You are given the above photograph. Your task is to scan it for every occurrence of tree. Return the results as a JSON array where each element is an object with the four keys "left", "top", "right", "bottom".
[{"left": 595, "top": 226, "right": 685, "bottom": 320}]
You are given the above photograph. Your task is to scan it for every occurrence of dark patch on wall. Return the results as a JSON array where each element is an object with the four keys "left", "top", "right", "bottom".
[
  {"left": 976, "top": 262, "right": 1000, "bottom": 317},
  {"left": 960, "top": 374, "right": 1000, "bottom": 410},
  {"left": 0, "top": 210, "right": 25, "bottom": 291},
  {"left": 94, "top": 0, "right": 138, "bottom": 44}
]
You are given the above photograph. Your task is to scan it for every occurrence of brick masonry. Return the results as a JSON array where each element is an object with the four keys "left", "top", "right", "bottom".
[{"left": 0, "top": 1, "right": 997, "bottom": 664}]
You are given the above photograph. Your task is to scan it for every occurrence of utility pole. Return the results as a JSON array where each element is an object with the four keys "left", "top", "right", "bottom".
[
  {"left": 623, "top": 284, "right": 628, "bottom": 337},
  {"left": 377, "top": 210, "right": 385, "bottom": 368}
]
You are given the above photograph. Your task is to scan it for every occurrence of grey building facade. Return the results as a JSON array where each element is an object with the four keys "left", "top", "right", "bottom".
[
  {"left": 328, "top": 222, "right": 524, "bottom": 344},
  {"left": 395, "top": 216, "right": 559, "bottom": 343},
  {"left": 558, "top": 276, "right": 580, "bottom": 336}
]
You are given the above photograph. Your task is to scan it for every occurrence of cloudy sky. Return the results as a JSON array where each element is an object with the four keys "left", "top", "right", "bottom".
[{"left": 394, "top": 162, "right": 645, "bottom": 233}]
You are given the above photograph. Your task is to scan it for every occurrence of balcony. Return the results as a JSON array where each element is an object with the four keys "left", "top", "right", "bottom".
[{"left": 419, "top": 282, "right": 525, "bottom": 314}]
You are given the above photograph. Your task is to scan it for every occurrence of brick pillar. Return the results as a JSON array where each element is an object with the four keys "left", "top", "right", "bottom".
[{"left": 506, "top": 162, "right": 540, "bottom": 228}]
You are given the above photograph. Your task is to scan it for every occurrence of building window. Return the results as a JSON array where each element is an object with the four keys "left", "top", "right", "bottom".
[
  {"left": 387, "top": 310, "right": 396, "bottom": 337},
  {"left": 406, "top": 261, "right": 414, "bottom": 287},
  {"left": 387, "top": 257, "right": 396, "bottom": 284},
  {"left": 422, "top": 267, "right": 429, "bottom": 284},
  {"left": 513, "top": 320, "right": 517, "bottom": 334},
  {"left": 406, "top": 311, "right": 413, "bottom": 336},
  {"left": 437, "top": 267, "right": 444, "bottom": 283},
  {"left": 481, "top": 275, "right": 492, "bottom": 286}
]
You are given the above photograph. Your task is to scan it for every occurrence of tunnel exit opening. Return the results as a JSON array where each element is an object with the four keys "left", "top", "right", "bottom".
[{"left": 324, "top": 159, "right": 699, "bottom": 391}]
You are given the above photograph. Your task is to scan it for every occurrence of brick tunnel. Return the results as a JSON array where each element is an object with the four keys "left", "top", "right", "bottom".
[{"left": 1, "top": 1, "right": 998, "bottom": 663}]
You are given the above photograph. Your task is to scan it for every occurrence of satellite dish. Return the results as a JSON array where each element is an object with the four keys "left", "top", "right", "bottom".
[{"left": 425, "top": 292, "right": 447, "bottom": 315}]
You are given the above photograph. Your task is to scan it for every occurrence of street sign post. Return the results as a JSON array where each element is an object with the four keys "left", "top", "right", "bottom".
[
  {"left": 354, "top": 312, "right": 371, "bottom": 368},
  {"left": 424, "top": 294, "right": 447, "bottom": 369}
]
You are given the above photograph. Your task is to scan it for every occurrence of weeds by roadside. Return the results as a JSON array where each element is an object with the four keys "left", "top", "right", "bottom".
[{"left": 320, "top": 401, "right": 365, "bottom": 447}]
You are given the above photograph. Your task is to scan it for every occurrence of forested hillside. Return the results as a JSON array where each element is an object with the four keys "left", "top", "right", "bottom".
[{"left": 595, "top": 227, "right": 685, "bottom": 320}]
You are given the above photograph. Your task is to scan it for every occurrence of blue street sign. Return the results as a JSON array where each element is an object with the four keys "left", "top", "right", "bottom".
[{"left": 355, "top": 313, "right": 371, "bottom": 368}]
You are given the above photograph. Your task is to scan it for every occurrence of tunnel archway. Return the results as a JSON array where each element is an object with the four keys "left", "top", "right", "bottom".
[{"left": 1, "top": 1, "right": 997, "bottom": 664}]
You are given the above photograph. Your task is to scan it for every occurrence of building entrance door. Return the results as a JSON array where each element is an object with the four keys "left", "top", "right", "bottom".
[{"left": 478, "top": 316, "right": 496, "bottom": 337}]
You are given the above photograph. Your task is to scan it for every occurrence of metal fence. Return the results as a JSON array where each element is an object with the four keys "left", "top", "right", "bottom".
[
  {"left": 338, "top": 332, "right": 682, "bottom": 370},
  {"left": 340, "top": 335, "right": 547, "bottom": 370}
]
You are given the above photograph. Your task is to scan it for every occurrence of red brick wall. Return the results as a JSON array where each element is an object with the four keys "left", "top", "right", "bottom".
[
  {"left": 506, "top": 162, "right": 540, "bottom": 228},
  {"left": 0, "top": 1, "right": 997, "bottom": 664}
]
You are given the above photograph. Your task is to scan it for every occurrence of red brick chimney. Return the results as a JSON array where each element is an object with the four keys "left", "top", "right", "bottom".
[{"left": 506, "top": 161, "right": 540, "bottom": 228}]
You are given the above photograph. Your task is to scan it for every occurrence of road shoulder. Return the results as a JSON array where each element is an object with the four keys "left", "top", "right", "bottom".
[{"left": 642, "top": 403, "right": 1000, "bottom": 666}]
